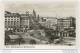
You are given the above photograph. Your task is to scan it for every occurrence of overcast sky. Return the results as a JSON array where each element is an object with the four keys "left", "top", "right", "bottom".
[{"left": 4, "top": 0, "right": 78, "bottom": 17}]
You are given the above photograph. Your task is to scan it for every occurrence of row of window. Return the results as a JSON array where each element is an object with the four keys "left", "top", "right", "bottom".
[
  {"left": 5, "top": 17, "right": 20, "bottom": 18},
  {"left": 5, "top": 22, "right": 20, "bottom": 26},
  {"left": 5, "top": 21, "right": 19, "bottom": 23},
  {"left": 5, "top": 25, "right": 19, "bottom": 28},
  {"left": 5, "top": 19, "right": 20, "bottom": 20}
]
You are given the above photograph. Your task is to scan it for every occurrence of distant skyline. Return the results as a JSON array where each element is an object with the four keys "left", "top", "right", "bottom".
[{"left": 4, "top": 0, "right": 77, "bottom": 17}]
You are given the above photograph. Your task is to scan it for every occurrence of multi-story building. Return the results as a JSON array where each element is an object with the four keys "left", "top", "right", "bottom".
[
  {"left": 5, "top": 10, "right": 37, "bottom": 32},
  {"left": 39, "top": 17, "right": 57, "bottom": 30},
  {"left": 20, "top": 12, "right": 30, "bottom": 32},
  {"left": 46, "top": 18, "right": 57, "bottom": 30},
  {"left": 57, "top": 17, "right": 76, "bottom": 37},
  {"left": 5, "top": 11, "right": 20, "bottom": 31},
  {"left": 39, "top": 17, "right": 46, "bottom": 27}
]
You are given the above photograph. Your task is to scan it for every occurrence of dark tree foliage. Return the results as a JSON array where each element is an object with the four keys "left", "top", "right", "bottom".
[{"left": 30, "top": 39, "right": 36, "bottom": 44}]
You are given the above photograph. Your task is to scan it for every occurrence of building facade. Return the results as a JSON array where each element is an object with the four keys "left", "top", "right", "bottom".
[
  {"left": 57, "top": 17, "right": 76, "bottom": 37},
  {"left": 20, "top": 12, "right": 30, "bottom": 32},
  {"left": 5, "top": 11, "right": 20, "bottom": 31},
  {"left": 46, "top": 18, "right": 57, "bottom": 30}
]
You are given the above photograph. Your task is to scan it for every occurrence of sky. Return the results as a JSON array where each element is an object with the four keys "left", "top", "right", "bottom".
[{"left": 3, "top": 0, "right": 78, "bottom": 17}]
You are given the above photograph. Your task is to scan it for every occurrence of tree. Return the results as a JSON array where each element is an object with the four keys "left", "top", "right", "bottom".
[{"left": 30, "top": 39, "right": 36, "bottom": 44}]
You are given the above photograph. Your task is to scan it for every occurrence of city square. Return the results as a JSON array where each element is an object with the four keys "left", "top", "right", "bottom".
[{"left": 5, "top": 10, "right": 76, "bottom": 46}]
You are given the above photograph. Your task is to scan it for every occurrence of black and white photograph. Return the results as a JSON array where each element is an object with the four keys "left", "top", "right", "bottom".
[{"left": 4, "top": 0, "right": 76, "bottom": 47}]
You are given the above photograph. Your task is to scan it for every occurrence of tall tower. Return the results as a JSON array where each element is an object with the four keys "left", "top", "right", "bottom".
[{"left": 33, "top": 9, "right": 36, "bottom": 19}]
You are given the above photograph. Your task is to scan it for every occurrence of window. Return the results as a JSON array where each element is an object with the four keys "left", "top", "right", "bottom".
[
  {"left": 5, "top": 21, "right": 7, "bottom": 22},
  {"left": 11, "top": 17, "right": 13, "bottom": 18},
  {"left": 5, "top": 21, "right": 7, "bottom": 26},
  {"left": 17, "top": 19, "right": 19, "bottom": 20},
  {"left": 14, "top": 21, "right": 16, "bottom": 25},
  {"left": 8, "top": 21, "right": 10, "bottom": 26},
  {"left": 11, "top": 21, "right": 13, "bottom": 26},
  {"left": 5, "top": 19, "right": 7, "bottom": 20},
  {"left": 11, "top": 19, "right": 13, "bottom": 20},
  {"left": 14, "top": 19, "right": 16, "bottom": 20},
  {"left": 17, "top": 21, "right": 19, "bottom": 22}
]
